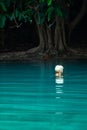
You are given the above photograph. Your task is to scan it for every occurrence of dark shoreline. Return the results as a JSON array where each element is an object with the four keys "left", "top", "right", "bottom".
[{"left": 0, "top": 50, "right": 87, "bottom": 62}]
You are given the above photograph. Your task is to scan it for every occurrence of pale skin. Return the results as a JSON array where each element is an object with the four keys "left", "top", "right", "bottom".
[{"left": 55, "top": 71, "right": 62, "bottom": 77}]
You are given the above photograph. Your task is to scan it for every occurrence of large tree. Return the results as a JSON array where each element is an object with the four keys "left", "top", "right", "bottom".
[{"left": 0, "top": 0, "right": 87, "bottom": 56}]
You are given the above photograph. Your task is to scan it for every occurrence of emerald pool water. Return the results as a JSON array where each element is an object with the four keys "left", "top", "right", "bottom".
[{"left": 0, "top": 60, "right": 87, "bottom": 130}]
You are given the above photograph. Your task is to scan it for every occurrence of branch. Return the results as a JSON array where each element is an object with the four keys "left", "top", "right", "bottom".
[
  {"left": 10, "top": 1, "right": 22, "bottom": 28},
  {"left": 70, "top": 0, "right": 87, "bottom": 31},
  {"left": 28, "top": 5, "right": 39, "bottom": 11},
  {"left": 10, "top": 23, "right": 22, "bottom": 29}
]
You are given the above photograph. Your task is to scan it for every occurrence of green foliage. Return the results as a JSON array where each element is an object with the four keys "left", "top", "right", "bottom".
[
  {"left": 0, "top": 2, "right": 7, "bottom": 12},
  {"left": 46, "top": 6, "right": 54, "bottom": 21},
  {"left": 56, "top": 7, "right": 63, "bottom": 17},
  {"left": 39, "top": 0, "right": 45, "bottom": 2},
  {"left": 0, "top": 15, "right": 6, "bottom": 28},
  {"left": 47, "top": 0, "right": 53, "bottom": 6},
  {"left": 0, "top": 0, "right": 71, "bottom": 28}
]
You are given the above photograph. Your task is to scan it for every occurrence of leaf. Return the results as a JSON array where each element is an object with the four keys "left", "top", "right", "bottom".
[
  {"left": 4, "top": 0, "right": 10, "bottom": 7},
  {"left": 0, "top": 2, "right": 7, "bottom": 11},
  {"left": 47, "top": 0, "right": 52, "bottom": 6},
  {"left": 0, "top": 15, "right": 6, "bottom": 28},
  {"left": 8, "top": 13, "right": 14, "bottom": 21},
  {"left": 56, "top": 8, "right": 63, "bottom": 17},
  {"left": 14, "top": 9, "right": 19, "bottom": 18},
  {"left": 46, "top": 6, "right": 54, "bottom": 21},
  {"left": 18, "top": 13, "right": 23, "bottom": 21},
  {"left": 39, "top": 0, "right": 45, "bottom": 3}
]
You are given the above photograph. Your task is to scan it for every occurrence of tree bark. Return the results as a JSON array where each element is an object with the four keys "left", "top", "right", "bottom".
[
  {"left": 54, "top": 16, "right": 67, "bottom": 54},
  {"left": 37, "top": 24, "right": 46, "bottom": 52},
  {"left": 46, "top": 26, "right": 53, "bottom": 52}
]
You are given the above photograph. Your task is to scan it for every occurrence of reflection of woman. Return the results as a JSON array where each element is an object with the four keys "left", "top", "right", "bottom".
[
  {"left": 55, "top": 65, "right": 64, "bottom": 78},
  {"left": 55, "top": 77, "right": 64, "bottom": 84}
]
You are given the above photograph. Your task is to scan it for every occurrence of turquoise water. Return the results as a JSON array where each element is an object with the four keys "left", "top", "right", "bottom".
[{"left": 0, "top": 60, "right": 87, "bottom": 130}]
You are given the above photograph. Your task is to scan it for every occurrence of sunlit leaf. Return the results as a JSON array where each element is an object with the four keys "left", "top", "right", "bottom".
[{"left": 47, "top": 0, "right": 52, "bottom": 6}]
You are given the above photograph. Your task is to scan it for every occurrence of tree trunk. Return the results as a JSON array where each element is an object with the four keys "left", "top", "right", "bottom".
[
  {"left": 37, "top": 24, "right": 55, "bottom": 53},
  {"left": 27, "top": 0, "right": 87, "bottom": 56},
  {"left": 27, "top": 23, "right": 47, "bottom": 54},
  {"left": 37, "top": 24, "right": 55, "bottom": 54},
  {"left": 28, "top": 17, "right": 68, "bottom": 56},
  {"left": 54, "top": 16, "right": 67, "bottom": 54},
  {"left": 47, "top": 27, "right": 52, "bottom": 48},
  {"left": 37, "top": 24, "right": 47, "bottom": 52}
]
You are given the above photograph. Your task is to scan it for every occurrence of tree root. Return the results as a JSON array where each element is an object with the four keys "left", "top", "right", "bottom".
[{"left": 26, "top": 46, "right": 40, "bottom": 54}]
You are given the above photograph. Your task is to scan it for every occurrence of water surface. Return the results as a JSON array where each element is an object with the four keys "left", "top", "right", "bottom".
[{"left": 0, "top": 60, "right": 87, "bottom": 130}]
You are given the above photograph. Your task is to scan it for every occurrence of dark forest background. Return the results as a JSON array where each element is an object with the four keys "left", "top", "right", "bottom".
[{"left": 0, "top": 0, "right": 87, "bottom": 53}]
